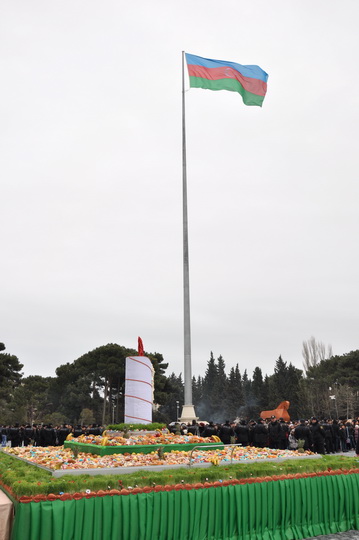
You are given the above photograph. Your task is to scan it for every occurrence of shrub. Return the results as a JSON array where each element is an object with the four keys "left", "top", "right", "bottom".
[{"left": 106, "top": 423, "right": 166, "bottom": 431}]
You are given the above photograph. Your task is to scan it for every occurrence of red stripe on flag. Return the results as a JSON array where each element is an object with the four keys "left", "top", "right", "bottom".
[{"left": 187, "top": 64, "right": 267, "bottom": 96}]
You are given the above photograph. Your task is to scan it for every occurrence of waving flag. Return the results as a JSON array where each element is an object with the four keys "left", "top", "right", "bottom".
[{"left": 185, "top": 53, "right": 268, "bottom": 107}]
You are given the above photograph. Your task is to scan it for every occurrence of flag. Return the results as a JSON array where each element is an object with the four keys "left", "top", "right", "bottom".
[
  {"left": 138, "top": 337, "right": 144, "bottom": 356},
  {"left": 185, "top": 53, "right": 268, "bottom": 107}
]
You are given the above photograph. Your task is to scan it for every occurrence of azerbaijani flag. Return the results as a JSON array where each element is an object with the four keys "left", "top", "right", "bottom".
[{"left": 185, "top": 53, "right": 268, "bottom": 107}]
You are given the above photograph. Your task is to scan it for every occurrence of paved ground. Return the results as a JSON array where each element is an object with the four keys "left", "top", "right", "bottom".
[{"left": 326, "top": 450, "right": 356, "bottom": 457}]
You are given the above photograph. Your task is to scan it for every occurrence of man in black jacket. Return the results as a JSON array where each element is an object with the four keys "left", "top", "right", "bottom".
[
  {"left": 73, "top": 425, "right": 84, "bottom": 438},
  {"left": 0, "top": 425, "right": 7, "bottom": 447},
  {"left": 322, "top": 419, "right": 334, "bottom": 454},
  {"left": 57, "top": 424, "right": 71, "bottom": 446},
  {"left": 187, "top": 420, "right": 199, "bottom": 436},
  {"left": 294, "top": 419, "right": 311, "bottom": 450},
  {"left": 235, "top": 420, "right": 249, "bottom": 446},
  {"left": 202, "top": 421, "right": 218, "bottom": 437},
  {"left": 23, "top": 425, "right": 35, "bottom": 446},
  {"left": 218, "top": 421, "right": 234, "bottom": 444},
  {"left": 33, "top": 424, "right": 41, "bottom": 446},
  {"left": 252, "top": 418, "right": 268, "bottom": 448},
  {"left": 279, "top": 419, "right": 289, "bottom": 449},
  {"left": 268, "top": 416, "right": 282, "bottom": 449},
  {"left": 332, "top": 420, "right": 341, "bottom": 452},
  {"left": 310, "top": 417, "right": 326, "bottom": 454},
  {"left": 41, "top": 424, "right": 57, "bottom": 446},
  {"left": 8, "top": 424, "right": 22, "bottom": 447}
]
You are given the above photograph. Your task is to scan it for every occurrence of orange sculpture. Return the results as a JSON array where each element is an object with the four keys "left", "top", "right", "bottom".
[{"left": 260, "top": 401, "right": 290, "bottom": 422}]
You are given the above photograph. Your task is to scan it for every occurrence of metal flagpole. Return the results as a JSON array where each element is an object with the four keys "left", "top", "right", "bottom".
[{"left": 180, "top": 51, "right": 196, "bottom": 422}]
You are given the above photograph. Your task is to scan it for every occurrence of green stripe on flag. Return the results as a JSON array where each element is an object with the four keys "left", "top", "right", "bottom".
[{"left": 189, "top": 76, "right": 265, "bottom": 107}]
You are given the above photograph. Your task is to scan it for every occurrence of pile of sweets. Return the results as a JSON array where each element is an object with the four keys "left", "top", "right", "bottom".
[
  {"left": 4, "top": 445, "right": 313, "bottom": 470},
  {"left": 68, "top": 432, "right": 220, "bottom": 446}
]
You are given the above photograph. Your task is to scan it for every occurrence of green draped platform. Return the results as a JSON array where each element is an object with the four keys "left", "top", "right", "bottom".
[
  {"left": 11, "top": 474, "right": 359, "bottom": 540},
  {"left": 63, "top": 440, "right": 223, "bottom": 456}
]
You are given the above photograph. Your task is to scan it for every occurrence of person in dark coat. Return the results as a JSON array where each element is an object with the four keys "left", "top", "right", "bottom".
[
  {"left": 57, "top": 424, "right": 70, "bottom": 446},
  {"left": 32, "top": 424, "right": 41, "bottom": 446},
  {"left": 344, "top": 422, "right": 354, "bottom": 450},
  {"left": 23, "top": 425, "right": 35, "bottom": 446},
  {"left": 247, "top": 420, "right": 256, "bottom": 446},
  {"left": 86, "top": 424, "right": 98, "bottom": 436},
  {"left": 310, "top": 417, "right": 325, "bottom": 454},
  {"left": 0, "top": 426, "right": 7, "bottom": 446},
  {"left": 339, "top": 423, "right": 347, "bottom": 451},
  {"left": 278, "top": 419, "right": 289, "bottom": 449},
  {"left": 39, "top": 425, "right": 46, "bottom": 446},
  {"left": 234, "top": 420, "right": 250, "bottom": 446},
  {"left": 187, "top": 420, "right": 199, "bottom": 436},
  {"left": 73, "top": 425, "right": 84, "bottom": 438},
  {"left": 252, "top": 418, "right": 268, "bottom": 448},
  {"left": 218, "top": 421, "right": 234, "bottom": 444},
  {"left": 332, "top": 420, "right": 341, "bottom": 452},
  {"left": 294, "top": 419, "right": 311, "bottom": 450},
  {"left": 322, "top": 420, "right": 334, "bottom": 454},
  {"left": 8, "top": 424, "right": 21, "bottom": 447},
  {"left": 268, "top": 416, "right": 282, "bottom": 449},
  {"left": 202, "top": 421, "right": 218, "bottom": 437},
  {"left": 39, "top": 424, "right": 56, "bottom": 446}
]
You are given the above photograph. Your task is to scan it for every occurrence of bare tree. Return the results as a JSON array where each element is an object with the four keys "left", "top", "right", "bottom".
[
  {"left": 335, "top": 384, "right": 357, "bottom": 420},
  {"left": 302, "top": 336, "right": 333, "bottom": 373}
]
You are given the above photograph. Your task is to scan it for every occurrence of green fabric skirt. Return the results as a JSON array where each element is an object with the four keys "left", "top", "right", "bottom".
[
  {"left": 63, "top": 441, "right": 223, "bottom": 456},
  {"left": 11, "top": 473, "right": 359, "bottom": 540}
]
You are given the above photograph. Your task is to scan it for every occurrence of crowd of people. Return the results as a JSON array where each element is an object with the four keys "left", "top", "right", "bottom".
[
  {"left": 170, "top": 416, "right": 359, "bottom": 455},
  {"left": 2, "top": 417, "right": 359, "bottom": 456},
  {"left": 0, "top": 423, "right": 104, "bottom": 447}
]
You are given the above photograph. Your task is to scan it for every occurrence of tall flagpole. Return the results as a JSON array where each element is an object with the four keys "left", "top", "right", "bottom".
[{"left": 180, "top": 50, "right": 197, "bottom": 422}]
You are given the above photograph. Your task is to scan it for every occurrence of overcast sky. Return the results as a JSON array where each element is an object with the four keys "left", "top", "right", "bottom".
[{"left": 1, "top": 1, "right": 358, "bottom": 382}]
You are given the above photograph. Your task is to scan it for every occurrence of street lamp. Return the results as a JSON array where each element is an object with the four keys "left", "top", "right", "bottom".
[
  {"left": 176, "top": 401, "right": 180, "bottom": 422},
  {"left": 334, "top": 381, "right": 339, "bottom": 418},
  {"left": 329, "top": 387, "right": 335, "bottom": 419}
]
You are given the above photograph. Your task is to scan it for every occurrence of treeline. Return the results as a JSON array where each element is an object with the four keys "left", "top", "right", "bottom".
[
  {"left": 160, "top": 353, "right": 302, "bottom": 421},
  {"left": 1, "top": 341, "right": 359, "bottom": 425},
  {"left": 150, "top": 350, "right": 359, "bottom": 422},
  {"left": 0, "top": 343, "right": 171, "bottom": 426}
]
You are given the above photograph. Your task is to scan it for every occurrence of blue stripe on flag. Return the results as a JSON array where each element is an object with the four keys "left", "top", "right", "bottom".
[{"left": 185, "top": 53, "right": 268, "bottom": 83}]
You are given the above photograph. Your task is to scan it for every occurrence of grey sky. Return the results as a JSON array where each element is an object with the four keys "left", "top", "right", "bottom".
[{"left": 1, "top": 1, "right": 358, "bottom": 381}]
